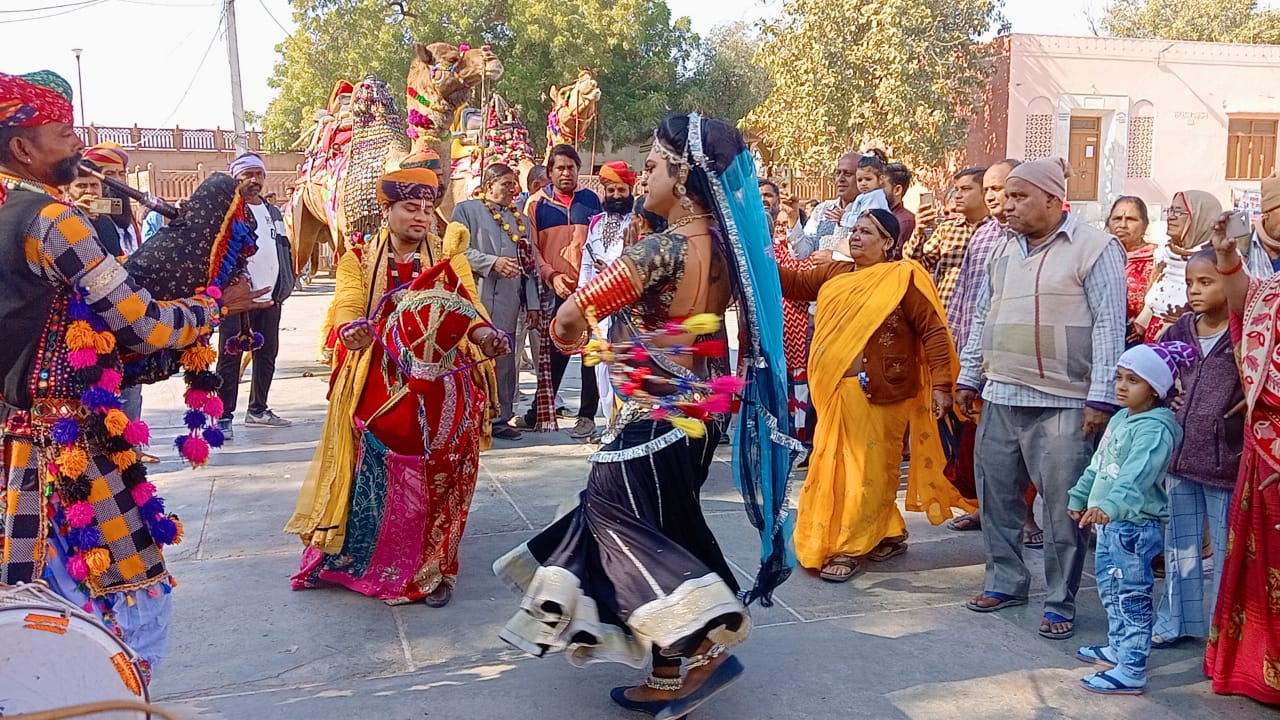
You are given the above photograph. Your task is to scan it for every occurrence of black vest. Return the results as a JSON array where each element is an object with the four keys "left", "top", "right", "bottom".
[{"left": 0, "top": 188, "right": 62, "bottom": 410}]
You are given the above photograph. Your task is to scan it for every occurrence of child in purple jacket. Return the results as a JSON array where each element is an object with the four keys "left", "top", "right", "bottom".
[{"left": 1152, "top": 250, "right": 1244, "bottom": 646}]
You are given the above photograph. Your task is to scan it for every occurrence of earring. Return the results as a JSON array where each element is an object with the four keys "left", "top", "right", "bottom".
[{"left": 675, "top": 183, "right": 693, "bottom": 211}]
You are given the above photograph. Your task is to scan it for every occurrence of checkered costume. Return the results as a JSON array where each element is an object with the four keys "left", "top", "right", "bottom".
[{"left": 1, "top": 191, "right": 216, "bottom": 595}]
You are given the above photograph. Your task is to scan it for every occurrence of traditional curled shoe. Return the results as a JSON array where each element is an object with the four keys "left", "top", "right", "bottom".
[
  {"left": 610, "top": 675, "right": 682, "bottom": 715},
  {"left": 656, "top": 647, "right": 743, "bottom": 720}
]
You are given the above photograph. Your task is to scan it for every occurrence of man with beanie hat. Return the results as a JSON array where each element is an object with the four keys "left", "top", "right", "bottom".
[
  {"left": 1244, "top": 173, "right": 1280, "bottom": 278},
  {"left": 955, "top": 156, "right": 1128, "bottom": 641}
]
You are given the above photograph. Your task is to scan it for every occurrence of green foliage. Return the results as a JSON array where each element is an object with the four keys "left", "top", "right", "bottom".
[
  {"left": 679, "top": 22, "right": 774, "bottom": 125},
  {"left": 1101, "top": 0, "right": 1280, "bottom": 43},
  {"left": 262, "top": 0, "right": 696, "bottom": 152},
  {"left": 746, "top": 0, "right": 1004, "bottom": 175}
]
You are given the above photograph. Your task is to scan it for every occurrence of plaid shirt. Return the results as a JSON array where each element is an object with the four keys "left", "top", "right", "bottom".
[
  {"left": 947, "top": 218, "right": 1006, "bottom": 351},
  {"left": 957, "top": 215, "right": 1127, "bottom": 409},
  {"left": 904, "top": 216, "right": 992, "bottom": 312}
]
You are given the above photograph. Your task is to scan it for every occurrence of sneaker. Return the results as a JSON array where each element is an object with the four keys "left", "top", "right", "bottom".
[
  {"left": 493, "top": 426, "right": 523, "bottom": 441},
  {"left": 246, "top": 410, "right": 292, "bottom": 427},
  {"left": 216, "top": 418, "right": 234, "bottom": 442},
  {"left": 555, "top": 406, "right": 575, "bottom": 419},
  {"left": 569, "top": 417, "right": 596, "bottom": 438},
  {"left": 511, "top": 415, "right": 535, "bottom": 430}
]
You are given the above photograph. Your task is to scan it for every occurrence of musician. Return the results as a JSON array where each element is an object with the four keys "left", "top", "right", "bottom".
[
  {"left": 83, "top": 142, "right": 141, "bottom": 255},
  {"left": 0, "top": 69, "right": 262, "bottom": 681},
  {"left": 214, "top": 153, "right": 296, "bottom": 439},
  {"left": 287, "top": 164, "right": 508, "bottom": 608}
]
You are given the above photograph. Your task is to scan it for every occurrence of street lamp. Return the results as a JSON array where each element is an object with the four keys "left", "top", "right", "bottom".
[{"left": 71, "top": 48, "right": 85, "bottom": 125}]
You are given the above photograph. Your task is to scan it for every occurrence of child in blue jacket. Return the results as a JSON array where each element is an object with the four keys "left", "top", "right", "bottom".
[{"left": 1068, "top": 341, "right": 1195, "bottom": 695}]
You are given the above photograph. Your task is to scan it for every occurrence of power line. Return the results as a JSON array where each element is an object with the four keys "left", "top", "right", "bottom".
[
  {"left": 0, "top": 0, "right": 101, "bottom": 13},
  {"left": 255, "top": 0, "right": 290, "bottom": 35},
  {"left": 0, "top": 0, "right": 110, "bottom": 23},
  {"left": 159, "top": 5, "right": 227, "bottom": 126}
]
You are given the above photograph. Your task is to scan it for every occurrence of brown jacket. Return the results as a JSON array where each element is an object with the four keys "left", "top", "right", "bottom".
[{"left": 778, "top": 261, "right": 953, "bottom": 405}]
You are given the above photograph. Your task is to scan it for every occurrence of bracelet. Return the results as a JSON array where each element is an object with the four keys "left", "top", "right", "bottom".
[
  {"left": 1218, "top": 258, "right": 1244, "bottom": 276},
  {"left": 548, "top": 317, "right": 588, "bottom": 354}
]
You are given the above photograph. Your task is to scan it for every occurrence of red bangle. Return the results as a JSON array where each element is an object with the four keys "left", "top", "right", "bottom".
[
  {"left": 548, "top": 317, "right": 587, "bottom": 354},
  {"left": 1218, "top": 258, "right": 1244, "bottom": 276}
]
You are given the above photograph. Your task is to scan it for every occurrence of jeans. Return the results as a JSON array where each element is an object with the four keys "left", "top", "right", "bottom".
[
  {"left": 1096, "top": 520, "right": 1162, "bottom": 682},
  {"left": 119, "top": 384, "right": 143, "bottom": 423},
  {"left": 215, "top": 303, "right": 282, "bottom": 419}
]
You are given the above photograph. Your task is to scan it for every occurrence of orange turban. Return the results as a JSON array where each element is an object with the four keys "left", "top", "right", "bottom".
[
  {"left": 84, "top": 142, "right": 129, "bottom": 169},
  {"left": 377, "top": 166, "right": 441, "bottom": 206},
  {"left": 599, "top": 160, "right": 636, "bottom": 188}
]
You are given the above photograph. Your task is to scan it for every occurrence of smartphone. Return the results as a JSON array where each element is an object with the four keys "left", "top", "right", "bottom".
[
  {"left": 781, "top": 167, "right": 794, "bottom": 196},
  {"left": 89, "top": 197, "right": 121, "bottom": 215},
  {"left": 1226, "top": 209, "right": 1251, "bottom": 238},
  {"left": 919, "top": 191, "right": 936, "bottom": 208}
]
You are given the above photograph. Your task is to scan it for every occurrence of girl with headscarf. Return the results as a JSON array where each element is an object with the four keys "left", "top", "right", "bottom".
[
  {"left": 778, "top": 209, "right": 974, "bottom": 582},
  {"left": 1137, "top": 190, "right": 1222, "bottom": 342}
]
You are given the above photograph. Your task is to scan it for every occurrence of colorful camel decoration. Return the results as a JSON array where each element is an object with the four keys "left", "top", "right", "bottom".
[
  {"left": 544, "top": 70, "right": 601, "bottom": 162},
  {"left": 445, "top": 92, "right": 537, "bottom": 209}
]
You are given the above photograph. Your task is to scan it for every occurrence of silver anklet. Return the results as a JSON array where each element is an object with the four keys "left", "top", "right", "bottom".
[
  {"left": 685, "top": 644, "right": 726, "bottom": 670},
  {"left": 646, "top": 674, "right": 684, "bottom": 691}
]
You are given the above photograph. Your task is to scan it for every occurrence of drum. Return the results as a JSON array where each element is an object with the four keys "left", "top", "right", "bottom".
[{"left": 0, "top": 582, "right": 149, "bottom": 719}]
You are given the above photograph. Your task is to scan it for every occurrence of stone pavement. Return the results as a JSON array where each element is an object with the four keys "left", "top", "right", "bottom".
[{"left": 129, "top": 282, "right": 1269, "bottom": 719}]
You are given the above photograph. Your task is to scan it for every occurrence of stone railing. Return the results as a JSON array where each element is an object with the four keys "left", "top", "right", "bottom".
[{"left": 74, "top": 125, "right": 265, "bottom": 152}]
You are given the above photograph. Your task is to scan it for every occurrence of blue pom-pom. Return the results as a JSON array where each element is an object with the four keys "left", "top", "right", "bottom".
[
  {"left": 174, "top": 435, "right": 188, "bottom": 452},
  {"left": 68, "top": 301, "right": 92, "bottom": 321},
  {"left": 202, "top": 425, "right": 225, "bottom": 448},
  {"left": 183, "top": 408, "right": 207, "bottom": 431},
  {"left": 142, "top": 496, "right": 165, "bottom": 517},
  {"left": 148, "top": 516, "right": 178, "bottom": 545},
  {"left": 71, "top": 526, "right": 102, "bottom": 550},
  {"left": 51, "top": 418, "right": 81, "bottom": 445},
  {"left": 87, "top": 316, "right": 109, "bottom": 333},
  {"left": 80, "top": 387, "right": 121, "bottom": 412}
]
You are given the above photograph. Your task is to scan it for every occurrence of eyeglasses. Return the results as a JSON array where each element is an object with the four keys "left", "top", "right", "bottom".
[{"left": 1163, "top": 207, "right": 1188, "bottom": 220}]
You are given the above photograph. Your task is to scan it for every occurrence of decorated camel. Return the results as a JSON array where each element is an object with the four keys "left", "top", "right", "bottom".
[
  {"left": 444, "top": 92, "right": 537, "bottom": 209},
  {"left": 544, "top": 70, "right": 600, "bottom": 162}
]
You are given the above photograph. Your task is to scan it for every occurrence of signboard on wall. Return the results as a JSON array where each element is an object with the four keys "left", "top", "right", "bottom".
[{"left": 1234, "top": 187, "right": 1263, "bottom": 218}]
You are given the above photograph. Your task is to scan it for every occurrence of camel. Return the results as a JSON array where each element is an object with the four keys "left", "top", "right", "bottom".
[
  {"left": 290, "top": 75, "right": 409, "bottom": 282},
  {"left": 405, "top": 42, "right": 505, "bottom": 218},
  {"left": 544, "top": 70, "right": 601, "bottom": 163},
  {"left": 444, "top": 92, "right": 538, "bottom": 210}
]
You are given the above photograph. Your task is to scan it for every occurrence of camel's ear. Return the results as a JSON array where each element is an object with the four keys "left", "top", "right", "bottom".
[
  {"left": 548, "top": 85, "right": 560, "bottom": 101},
  {"left": 415, "top": 43, "right": 435, "bottom": 65}
]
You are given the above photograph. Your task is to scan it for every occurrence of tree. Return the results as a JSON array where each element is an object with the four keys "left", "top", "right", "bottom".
[
  {"left": 1100, "top": 0, "right": 1280, "bottom": 43},
  {"left": 263, "top": 0, "right": 695, "bottom": 152},
  {"left": 680, "top": 22, "right": 774, "bottom": 126},
  {"left": 746, "top": 0, "right": 1005, "bottom": 176}
]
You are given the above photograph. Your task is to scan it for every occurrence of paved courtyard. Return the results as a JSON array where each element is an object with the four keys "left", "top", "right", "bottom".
[{"left": 129, "top": 282, "right": 1272, "bottom": 719}]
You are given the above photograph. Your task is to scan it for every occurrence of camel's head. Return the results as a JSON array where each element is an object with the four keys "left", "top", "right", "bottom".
[{"left": 407, "top": 42, "right": 505, "bottom": 112}]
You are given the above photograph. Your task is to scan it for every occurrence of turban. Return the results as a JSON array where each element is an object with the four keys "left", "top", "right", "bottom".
[
  {"left": 598, "top": 160, "right": 637, "bottom": 188},
  {"left": 377, "top": 166, "right": 441, "bottom": 206},
  {"left": 399, "top": 148, "right": 444, "bottom": 174},
  {"left": 0, "top": 70, "right": 74, "bottom": 128},
  {"left": 1117, "top": 341, "right": 1196, "bottom": 399},
  {"left": 1007, "top": 157, "right": 1070, "bottom": 200},
  {"left": 228, "top": 153, "right": 267, "bottom": 178},
  {"left": 84, "top": 142, "right": 128, "bottom": 169},
  {"left": 1262, "top": 173, "right": 1280, "bottom": 214}
]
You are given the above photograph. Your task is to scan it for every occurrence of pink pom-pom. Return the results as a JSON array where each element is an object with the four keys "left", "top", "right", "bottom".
[
  {"left": 458, "top": 43, "right": 471, "bottom": 53},
  {"left": 203, "top": 396, "right": 224, "bottom": 418},
  {"left": 68, "top": 348, "right": 99, "bottom": 369},
  {"left": 699, "top": 393, "right": 733, "bottom": 414},
  {"left": 629, "top": 345, "right": 649, "bottom": 362},
  {"left": 204, "top": 285, "right": 222, "bottom": 300},
  {"left": 663, "top": 321, "right": 684, "bottom": 335},
  {"left": 46, "top": 462, "right": 61, "bottom": 477},
  {"left": 406, "top": 126, "right": 419, "bottom": 140},
  {"left": 710, "top": 375, "right": 746, "bottom": 395},
  {"left": 131, "top": 481, "right": 157, "bottom": 506},
  {"left": 67, "top": 553, "right": 89, "bottom": 581},
  {"left": 180, "top": 435, "right": 210, "bottom": 465},
  {"left": 97, "top": 368, "right": 122, "bottom": 392},
  {"left": 66, "top": 502, "right": 95, "bottom": 529},
  {"left": 123, "top": 420, "right": 150, "bottom": 446},
  {"left": 183, "top": 388, "right": 210, "bottom": 409}
]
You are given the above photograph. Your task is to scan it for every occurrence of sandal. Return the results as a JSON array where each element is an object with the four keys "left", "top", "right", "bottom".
[
  {"left": 819, "top": 555, "right": 864, "bottom": 583},
  {"left": 965, "top": 592, "right": 1027, "bottom": 613},
  {"left": 1151, "top": 635, "right": 1183, "bottom": 649},
  {"left": 423, "top": 583, "right": 453, "bottom": 608},
  {"left": 867, "top": 540, "right": 907, "bottom": 562},
  {"left": 1080, "top": 670, "right": 1144, "bottom": 695},
  {"left": 1076, "top": 645, "right": 1117, "bottom": 668},
  {"left": 1022, "top": 528, "right": 1044, "bottom": 549},
  {"left": 1039, "top": 612, "right": 1075, "bottom": 640},
  {"left": 948, "top": 513, "right": 981, "bottom": 532}
]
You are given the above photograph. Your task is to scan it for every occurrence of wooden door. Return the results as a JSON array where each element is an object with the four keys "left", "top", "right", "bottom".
[{"left": 1067, "top": 116, "right": 1099, "bottom": 201}]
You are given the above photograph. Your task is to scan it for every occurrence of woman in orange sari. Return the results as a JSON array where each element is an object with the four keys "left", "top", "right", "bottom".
[
  {"left": 778, "top": 209, "right": 974, "bottom": 581},
  {"left": 1205, "top": 213, "right": 1280, "bottom": 705}
]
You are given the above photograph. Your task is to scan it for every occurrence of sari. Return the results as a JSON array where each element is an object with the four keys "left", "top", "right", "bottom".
[
  {"left": 793, "top": 261, "right": 973, "bottom": 568},
  {"left": 286, "top": 228, "right": 495, "bottom": 603},
  {"left": 1205, "top": 275, "right": 1280, "bottom": 704},
  {"left": 1124, "top": 244, "right": 1155, "bottom": 325}
]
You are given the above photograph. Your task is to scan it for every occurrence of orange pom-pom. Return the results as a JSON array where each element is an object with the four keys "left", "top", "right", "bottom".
[
  {"left": 84, "top": 547, "right": 111, "bottom": 576},
  {"left": 91, "top": 330, "right": 116, "bottom": 355},
  {"left": 57, "top": 446, "right": 89, "bottom": 479},
  {"left": 181, "top": 343, "right": 217, "bottom": 370},
  {"left": 65, "top": 321, "right": 97, "bottom": 351},
  {"left": 110, "top": 449, "right": 137, "bottom": 471},
  {"left": 104, "top": 408, "right": 129, "bottom": 437},
  {"left": 171, "top": 517, "right": 184, "bottom": 545}
]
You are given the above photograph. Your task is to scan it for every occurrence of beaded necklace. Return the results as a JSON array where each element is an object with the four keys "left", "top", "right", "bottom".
[{"left": 480, "top": 197, "right": 528, "bottom": 246}]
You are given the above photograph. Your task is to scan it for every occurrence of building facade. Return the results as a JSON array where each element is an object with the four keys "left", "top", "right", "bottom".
[{"left": 967, "top": 34, "right": 1280, "bottom": 224}]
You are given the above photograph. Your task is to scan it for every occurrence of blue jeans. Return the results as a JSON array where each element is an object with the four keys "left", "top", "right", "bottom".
[{"left": 1096, "top": 520, "right": 1162, "bottom": 682}]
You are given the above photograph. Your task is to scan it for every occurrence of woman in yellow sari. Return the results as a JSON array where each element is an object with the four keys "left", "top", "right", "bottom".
[{"left": 779, "top": 209, "right": 974, "bottom": 581}]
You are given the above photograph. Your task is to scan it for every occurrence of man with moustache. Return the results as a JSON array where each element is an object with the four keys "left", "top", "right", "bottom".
[
  {"left": 83, "top": 143, "right": 142, "bottom": 256},
  {"left": 215, "top": 153, "right": 296, "bottom": 439},
  {"left": 63, "top": 161, "right": 125, "bottom": 257}
]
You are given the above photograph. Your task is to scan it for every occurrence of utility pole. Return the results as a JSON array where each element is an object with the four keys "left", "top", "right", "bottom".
[{"left": 223, "top": 0, "right": 248, "bottom": 155}]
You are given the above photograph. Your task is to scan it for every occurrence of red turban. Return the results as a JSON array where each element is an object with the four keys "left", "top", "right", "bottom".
[
  {"left": 599, "top": 160, "right": 636, "bottom": 188},
  {"left": 84, "top": 142, "right": 129, "bottom": 169},
  {"left": 0, "top": 70, "right": 74, "bottom": 128}
]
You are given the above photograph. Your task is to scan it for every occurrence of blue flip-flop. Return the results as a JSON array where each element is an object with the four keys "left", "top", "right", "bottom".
[
  {"left": 1076, "top": 645, "right": 1117, "bottom": 668},
  {"left": 655, "top": 655, "right": 744, "bottom": 720},
  {"left": 1081, "top": 670, "right": 1144, "bottom": 695},
  {"left": 1039, "top": 611, "right": 1075, "bottom": 639},
  {"left": 965, "top": 592, "right": 1027, "bottom": 613}
]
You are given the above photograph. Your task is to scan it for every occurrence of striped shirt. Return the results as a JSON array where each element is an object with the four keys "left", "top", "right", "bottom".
[{"left": 947, "top": 218, "right": 1006, "bottom": 351}]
